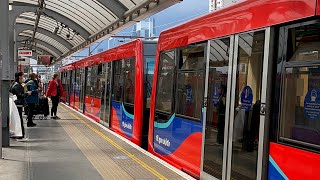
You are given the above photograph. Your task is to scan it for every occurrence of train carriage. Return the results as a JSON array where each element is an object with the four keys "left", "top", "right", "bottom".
[
  {"left": 59, "top": 39, "right": 157, "bottom": 148},
  {"left": 148, "top": 0, "right": 320, "bottom": 179}
]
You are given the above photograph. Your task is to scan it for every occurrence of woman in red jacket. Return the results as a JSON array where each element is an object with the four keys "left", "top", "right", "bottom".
[{"left": 46, "top": 73, "right": 64, "bottom": 119}]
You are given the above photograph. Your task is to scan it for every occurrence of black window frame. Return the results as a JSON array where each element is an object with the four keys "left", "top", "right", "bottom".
[
  {"left": 174, "top": 43, "right": 206, "bottom": 121},
  {"left": 123, "top": 58, "right": 136, "bottom": 105},
  {"left": 277, "top": 19, "right": 320, "bottom": 152},
  {"left": 155, "top": 50, "right": 177, "bottom": 115}
]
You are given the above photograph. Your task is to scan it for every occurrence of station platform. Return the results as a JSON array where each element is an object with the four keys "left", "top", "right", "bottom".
[{"left": 0, "top": 104, "right": 194, "bottom": 180}]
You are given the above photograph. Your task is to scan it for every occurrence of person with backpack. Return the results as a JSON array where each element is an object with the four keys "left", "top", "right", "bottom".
[
  {"left": 46, "top": 73, "right": 64, "bottom": 119},
  {"left": 25, "top": 73, "right": 38, "bottom": 127},
  {"left": 10, "top": 72, "right": 31, "bottom": 138}
]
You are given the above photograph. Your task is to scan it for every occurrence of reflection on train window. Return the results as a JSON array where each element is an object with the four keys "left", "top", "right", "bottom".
[
  {"left": 231, "top": 30, "right": 265, "bottom": 180},
  {"left": 287, "top": 22, "right": 320, "bottom": 62},
  {"left": 203, "top": 37, "right": 230, "bottom": 178},
  {"left": 123, "top": 58, "right": 135, "bottom": 104},
  {"left": 96, "top": 64, "right": 103, "bottom": 98},
  {"left": 175, "top": 45, "right": 205, "bottom": 120},
  {"left": 86, "top": 67, "right": 92, "bottom": 96},
  {"left": 156, "top": 51, "right": 175, "bottom": 113},
  {"left": 176, "top": 72, "right": 204, "bottom": 119},
  {"left": 179, "top": 45, "right": 205, "bottom": 70},
  {"left": 281, "top": 66, "right": 320, "bottom": 147},
  {"left": 144, "top": 56, "right": 155, "bottom": 108},
  {"left": 113, "top": 60, "right": 123, "bottom": 102}
]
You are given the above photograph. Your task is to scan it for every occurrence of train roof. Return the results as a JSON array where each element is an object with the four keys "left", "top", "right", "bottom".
[
  {"left": 59, "top": 38, "right": 157, "bottom": 72},
  {"left": 158, "top": 0, "right": 320, "bottom": 51}
]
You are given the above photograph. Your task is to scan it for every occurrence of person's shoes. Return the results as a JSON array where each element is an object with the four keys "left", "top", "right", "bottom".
[
  {"left": 17, "top": 137, "right": 28, "bottom": 142},
  {"left": 27, "top": 123, "right": 37, "bottom": 127},
  {"left": 55, "top": 116, "right": 61, "bottom": 119},
  {"left": 51, "top": 116, "right": 55, "bottom": 119}
]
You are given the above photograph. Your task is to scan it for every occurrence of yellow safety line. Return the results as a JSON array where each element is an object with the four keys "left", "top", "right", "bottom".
[{"left": 60, "top": 105, "right": 168, "bottom": 180}]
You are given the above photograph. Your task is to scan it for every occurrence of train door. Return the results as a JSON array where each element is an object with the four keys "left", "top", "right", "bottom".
[
  {"left": 79, "top": 68, "right": 86, "bottom": 112},
  {"left": 100, "top": 62, "right": 112, "bottom": 127},
  {"left": 66, "top": 71, "right": 70, "bottom": 104},
  {"left": 201, "top": 28, "right": 273, "bottom": 180},
  {"left": 70, "top": 70, "right": 75, "bottom": 108}
]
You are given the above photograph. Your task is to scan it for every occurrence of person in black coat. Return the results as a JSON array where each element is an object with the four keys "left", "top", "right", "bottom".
[{"left": 10, "top": 72, "right": 31, "bottom": 139}]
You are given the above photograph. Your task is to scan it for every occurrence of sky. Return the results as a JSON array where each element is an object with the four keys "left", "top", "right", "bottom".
[{"left": 65, "top": 0, "right": 209, "bottom": 63}]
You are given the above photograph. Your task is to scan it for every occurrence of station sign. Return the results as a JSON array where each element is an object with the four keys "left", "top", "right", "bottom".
[
  {"left": 18, "top": 50, "right": 32, "bottom": 57},
  {"left": 18, "top": 58, "right": 30, "bottom": 66}
]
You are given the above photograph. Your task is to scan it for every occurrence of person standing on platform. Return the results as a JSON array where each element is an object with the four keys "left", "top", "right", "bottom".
[
  {"left": 10, "top": 72, "right": 31, "bottom": 138},
  {"left": 46, "top": 73, "right": 64, "bottom": 119},
  {"left": 25, "top": 73, "right": 38, "bottom": 127}
]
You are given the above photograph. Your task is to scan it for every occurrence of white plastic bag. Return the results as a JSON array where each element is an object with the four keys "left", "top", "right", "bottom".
[{"left": 9, "top": 96, "right": 22, "bottom": 137}]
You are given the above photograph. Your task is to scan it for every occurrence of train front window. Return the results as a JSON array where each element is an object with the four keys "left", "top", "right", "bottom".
[
  {"left": 175, "top": 44, "right": 205, "bottom": 120},
  {"left": 155, "top": 51, "right": 175, "bottom": 113},
  {"left": 179, "top": 46, "right": 205, "bottom": 70},
  {"left": 123, "top": 58, "right": 135, "bottom": 104},
  {"left": 113, "top": 60, "right": 124, "bottom": 102},
  {"left": 176, "top": 72, "right": 204, "bottom": 119}
]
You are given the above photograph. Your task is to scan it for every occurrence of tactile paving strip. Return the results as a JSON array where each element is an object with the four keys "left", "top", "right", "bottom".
[{"left": 58, "top": 105, "right": 190, "bottom": 180}]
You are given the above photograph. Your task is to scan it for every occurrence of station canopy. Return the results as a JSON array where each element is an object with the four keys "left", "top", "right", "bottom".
[{"left": 10, "top": 0, "right": 181, "bottom": 63}]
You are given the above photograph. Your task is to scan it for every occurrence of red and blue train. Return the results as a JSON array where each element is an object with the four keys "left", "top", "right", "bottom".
[
  {"left": 60, "top": 39, "right": 156, "bottom": 148},
  {"left": 60, "top": 0, "right": 320, "bottom": 179}
]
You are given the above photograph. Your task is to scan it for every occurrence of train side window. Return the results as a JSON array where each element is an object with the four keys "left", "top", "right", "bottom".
[
  {"left": 155, "top": 51, "right": 175, "bottom": 113},
  {"left": 123, "top": 58, "right": 135, "bottom": 104},
  {"left": 281, "top": 66, "right": 320, "bottom": 147},
  {"left": 179, "top": 46, "right": 205, "bottom": 70},
  {"left": 287, "top": 22, "right": 320, "bottom": 62},
  {"left": 280, "top": 22, "right": 320, "bottom": 149},
  {"left": 175, "top": 45, "right": 205, "bottom": 120},
  {"left": 113, "top": 60, "right": 124, "bottom": 102},
  {"left": 144, "top": 56, "right": 155, "bottom": 108}
]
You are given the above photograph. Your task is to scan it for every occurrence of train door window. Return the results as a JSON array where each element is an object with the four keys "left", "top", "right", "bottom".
[
  {"left": 175, "top": 44, "right": 205, "bottom": 120},
  {"left": 113, "top": 60, "right": 124, "bottom": 102},
  {"left": 86, "top": 67, "right": 93, "bottom": 96},
  {"left": 96, "top": 64, "right": 103, "bottom": 98},
  {"left": 155, "top": 51, "right": 175, "bottom": 113},
  {"left": 203, "top": 37, "right": 231, "bottom": 179},
  {"left": 230, "top": 30, "right": 265, "bottom": 180},
  {"left": 280, "top": 21, "right": 320, "bottom": 149},
  {"left": 144, "top": 56, "right": 155, "bottom": 108},
  {"left": 91, "top": 65, "right": 98, "bottom": 97},
  {"left": 123, "top": 58, "right": 135, "bottom": 104}
]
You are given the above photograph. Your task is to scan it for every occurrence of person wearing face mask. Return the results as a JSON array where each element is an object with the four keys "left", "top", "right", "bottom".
[{"left": 9, "top": 72, "right": 31, "bottom": 139}]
